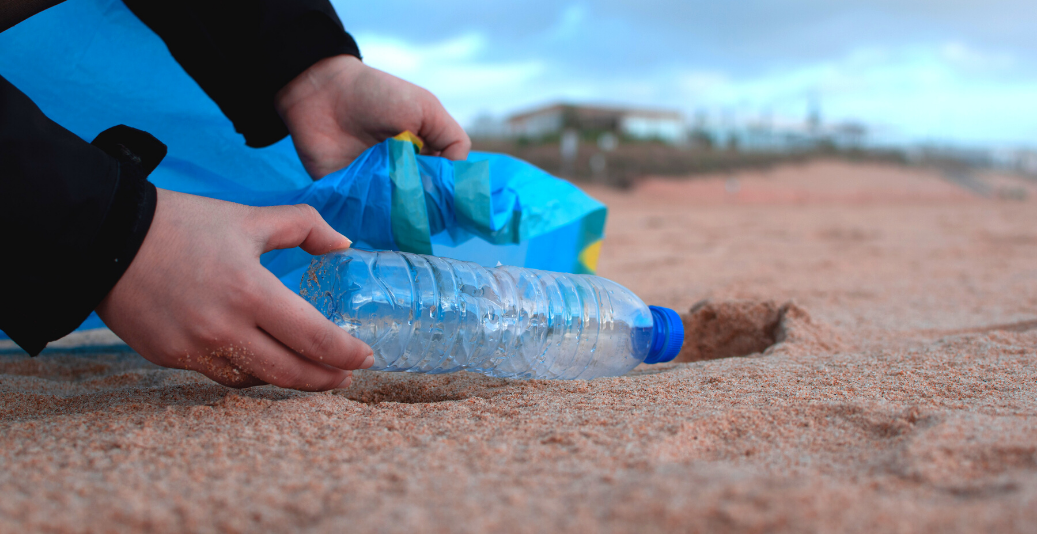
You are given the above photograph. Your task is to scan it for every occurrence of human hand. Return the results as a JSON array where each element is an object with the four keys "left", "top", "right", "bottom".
[
  {"left": 96, "top": 189, "right": 373, "bottom": 390},
  {"left": 275, "top": 54, "right": 471, "bottom": 179}
]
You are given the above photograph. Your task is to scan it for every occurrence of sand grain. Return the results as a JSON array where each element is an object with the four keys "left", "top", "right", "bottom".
[{"left": 2, "top": 161, "right": 1036, "bottom": 533}]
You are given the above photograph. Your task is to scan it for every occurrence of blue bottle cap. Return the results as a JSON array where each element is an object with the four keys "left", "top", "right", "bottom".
[{"left": 645, "top": 306, "right": 685, "bottom": 364}]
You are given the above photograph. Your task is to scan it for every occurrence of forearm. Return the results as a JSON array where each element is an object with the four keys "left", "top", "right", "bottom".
[
  {"left": 122, "top": 0, "right": 361, "bottom": 148},
  {"left": 0, "top": 0, "right": 64, "bottom": 33},
  {"left": 0, "top": 76, "right": 162, "bottom": 354}
]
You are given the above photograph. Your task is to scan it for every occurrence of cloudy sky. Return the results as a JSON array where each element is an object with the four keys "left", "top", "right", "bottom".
[{"left": 331, "top": 1, "right": 1037, "bottom": 147}]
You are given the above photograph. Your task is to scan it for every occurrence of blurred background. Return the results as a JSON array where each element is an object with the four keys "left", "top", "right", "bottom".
[{"left": 334, "top": 0, "right": 1037, "bottom": 187}]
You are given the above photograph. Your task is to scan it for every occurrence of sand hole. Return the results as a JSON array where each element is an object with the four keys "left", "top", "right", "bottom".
[{"left": 676, "top": 300, "right": 842, "bottom": 362}]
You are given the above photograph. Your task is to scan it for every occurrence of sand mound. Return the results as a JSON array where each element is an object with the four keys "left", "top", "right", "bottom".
[{"left": 677, "top": 300, "right": 844, "bottom": 362}]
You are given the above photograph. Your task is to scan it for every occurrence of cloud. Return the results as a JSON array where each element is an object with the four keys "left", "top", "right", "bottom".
[
  {"left": 549, "top": 4, "right": 587, "bottom": 42},
  {"left": 672, "top": 44, "right": 1037, "bottom": 144},
  {"left": 354, "top": 32, "right": 545, "bottom": 122},
  {"left": 338, "top": 1, "right": 1037, "bottom": 146},
  {"left": 940, "top": 42, "right": 1015, "bottom": 73}
]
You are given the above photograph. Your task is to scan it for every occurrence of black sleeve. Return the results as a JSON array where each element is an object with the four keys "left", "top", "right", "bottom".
[
  {"left": 0, "top": 75, "right": 164, "bottom": 355},
  {"left": 122, "top": 0, "right": 361, "bottom": 148}
]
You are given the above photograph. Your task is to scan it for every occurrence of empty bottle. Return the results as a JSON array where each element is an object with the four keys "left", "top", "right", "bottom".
[{"left": 301, "top": 249, "right": 684, "bottom": 380}]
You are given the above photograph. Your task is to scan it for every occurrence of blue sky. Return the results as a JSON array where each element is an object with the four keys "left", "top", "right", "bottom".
[{"left": 331, "top": 1, "right": 1037, "bottom": 147}]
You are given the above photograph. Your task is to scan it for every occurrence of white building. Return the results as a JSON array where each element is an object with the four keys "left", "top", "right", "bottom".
[{"left": 507, "top": 104, "right": 686, "bottom": 144}]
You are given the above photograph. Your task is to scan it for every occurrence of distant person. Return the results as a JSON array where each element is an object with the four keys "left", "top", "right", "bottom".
[{"left": 0, "top": 1, "right": 470, "bottom": 390}]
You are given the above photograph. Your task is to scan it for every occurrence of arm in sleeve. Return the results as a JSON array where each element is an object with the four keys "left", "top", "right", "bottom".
[
  {"left": 122, "top": 0, "right": 361, "bottom": 148},
  {"left": 0, "top": 75, "right": 163, "bottom": 355}
]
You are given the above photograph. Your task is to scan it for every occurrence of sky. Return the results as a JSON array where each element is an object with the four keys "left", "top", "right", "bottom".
[{"left": 330, "top": 0, "right": 1037, "bottom": 147}]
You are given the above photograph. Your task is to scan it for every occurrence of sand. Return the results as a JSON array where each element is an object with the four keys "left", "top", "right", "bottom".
[{"left": 2, "top": 160, "right": 1036, "bottom": 533}]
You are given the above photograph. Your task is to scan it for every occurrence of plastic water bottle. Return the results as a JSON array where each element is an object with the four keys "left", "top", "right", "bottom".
[{"left": 301, "top": 249, "right": 684, "bottom": 380}]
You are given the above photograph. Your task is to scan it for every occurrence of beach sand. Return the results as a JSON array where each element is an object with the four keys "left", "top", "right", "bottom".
[{"left": 2, "top": 160, "right": 1036, "bottom": 533}]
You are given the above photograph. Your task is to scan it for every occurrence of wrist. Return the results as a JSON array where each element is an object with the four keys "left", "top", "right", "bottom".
[{"left": 275, "top": 54, "right": 364, "bottom": 123}]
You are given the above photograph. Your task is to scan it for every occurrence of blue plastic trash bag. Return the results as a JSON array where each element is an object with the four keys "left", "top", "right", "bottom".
[{"left": 0, "top": 0, "right": 607, "bottom": 344}]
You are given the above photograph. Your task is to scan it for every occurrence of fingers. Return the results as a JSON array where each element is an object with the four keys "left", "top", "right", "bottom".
[
  {"left": 254, "top": 270, "right": 374, "bottom": 371},
  {"left": 437, "top": 138, "right": 471, "bottom": 161},
  {"left": 418, "top": 94, "right": 471, "bottom": 161},
  {"left": 170, "top": 320, "right": 357, "bottom": 391},
  {"left": 251, "top": 204, "right": 351, "bottom": 254},
  {"left": 211, "top": 332, "right": 354, "bottom": 392},
  {"left": 177, "top": 351, "right": 266, "bottom": 389}
]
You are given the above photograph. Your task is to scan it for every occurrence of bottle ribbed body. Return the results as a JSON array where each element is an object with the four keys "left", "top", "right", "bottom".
[{"left": 301, "top": 249, "right": 656, "bottom": 380}]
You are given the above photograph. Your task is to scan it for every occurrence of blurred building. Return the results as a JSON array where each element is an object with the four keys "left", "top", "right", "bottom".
[
  {"left": 467, "top": 112, "right": 510, "bottom": 139},
  {"left": 507, "top": 104, "right": 686, "bottom": 144},
  {"left": 702, "top": 119, "right": 870, "bottom": 153},
  {"left": 991, "top": 148, "right": 1037, "bottom": 175}
]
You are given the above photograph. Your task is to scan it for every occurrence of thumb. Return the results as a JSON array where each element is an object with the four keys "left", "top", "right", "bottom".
[
  {"left": 252, "top": 204, "right": 352, "bottom": 254},
  {"left": 418, "top": 95, "right": 471, "bottom": 162}
]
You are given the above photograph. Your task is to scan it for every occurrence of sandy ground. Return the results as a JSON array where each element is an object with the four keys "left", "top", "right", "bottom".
[{"left": 2, "top": 160, "right": 1036, "bottom": 533}]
